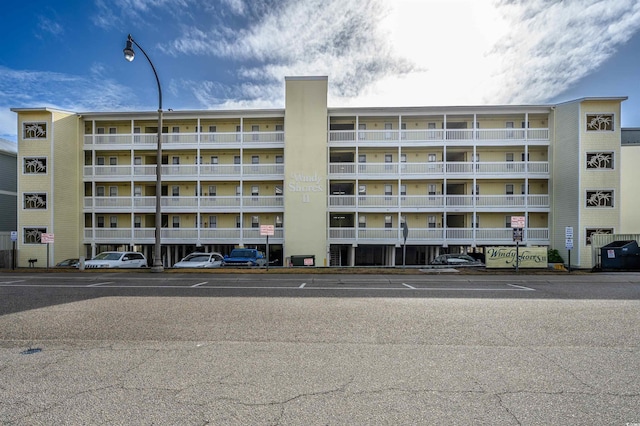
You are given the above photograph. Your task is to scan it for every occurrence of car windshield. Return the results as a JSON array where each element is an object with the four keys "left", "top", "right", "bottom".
[
  {"left": 184, "top": 255, "right": 211, "bottom": 262},
  {"left": 94, "top": 253, "right": 123, "bottom": 261}
]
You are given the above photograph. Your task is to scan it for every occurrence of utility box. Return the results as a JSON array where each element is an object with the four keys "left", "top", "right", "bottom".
[
  {"left": 600, "top": 240, "right": 640, "bottom": 270},
  {"left": 290, "top": 255, "right": 315, "bottom": 267}
]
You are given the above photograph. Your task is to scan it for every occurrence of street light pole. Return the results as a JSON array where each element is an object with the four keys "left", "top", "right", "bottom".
[{"left": 124, "top": 34, "right": 164, "bottom": 272}]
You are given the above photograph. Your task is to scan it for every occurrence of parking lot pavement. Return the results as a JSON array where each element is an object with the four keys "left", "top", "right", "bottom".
[{"left": 1, "top": 293, "right": 639, "bottom": 424}]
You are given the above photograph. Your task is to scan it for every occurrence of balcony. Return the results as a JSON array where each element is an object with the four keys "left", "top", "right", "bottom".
[
  {"left": 328, "top": 227, "right": 549, "bottom": 245},
  {"left": 84, "top": 196, "right": 284, "bottom": 213},
  {"left": 83, "top": 131, "right": 285, "bottom": 150},
  {"left": 328, "top": 194, "right": 549, "bottom": 210},
  {"left": 328, "top": 161, "right": 548, "bottom": 179},
  {"left": 84, "top": 164, "right": 284, "bottom": 181},
  {"left": 83, "top": 227, "right": 284, "bottom": 244},
  {"left": 328, "top": 128, "right": 549, "bottom": 147}
]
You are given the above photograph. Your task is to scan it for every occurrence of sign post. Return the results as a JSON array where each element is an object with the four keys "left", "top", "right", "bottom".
[
  {"left": 41, "top": 233, "right": 54, "bottom": 269},
  {"left": 10, "top": 231, "right": 17, "bottom": 270},
  {"left": 402, "top": 221, "right": 409, "bottom": 269},
  {"left": 565, "top": 226, "right": 574, "bottom": 273},
  {"left": 511, "top": 216, "right": 525, "bottom": 272},
  {"left": 260, "top": 225, "right": 275, "bottom": 271}
]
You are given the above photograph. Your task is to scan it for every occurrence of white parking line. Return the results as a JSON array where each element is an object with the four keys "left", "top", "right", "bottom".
[
  {"left": 0, "top": 280, "right": 26, "bottom": 284},
  {"left": 299, "top": 283, "right": 306, "bottom": 288},
  {"left": 87, "top": 282, "right": 114, "bottom": 287},
  {"left": 402, "top": 283, "right": 416, "bottom": 289},
  {"left": 191, "top": 282, "right": 208, "bottom": 288},
  {"left": 507, "top": 283, "right": 535, "bottom": 291}
]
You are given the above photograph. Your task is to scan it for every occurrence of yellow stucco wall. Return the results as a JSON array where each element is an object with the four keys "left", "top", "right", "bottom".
[
  {"left": 621, "top": 144, "right": 640, "bottom": 233},
  {"left": 283, "top": 77, "right": 328, "bottom": 265}
]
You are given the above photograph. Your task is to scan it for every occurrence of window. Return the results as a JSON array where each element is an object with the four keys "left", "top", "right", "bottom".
[
  {"left": 236, "top": 125, "right": 242, "bottom": 142},
  {"left": 586, "top": 190, "right": 614, "bottom": 207},
  {"left": 385, "top": 122, "right": 393, "bottom": 139},
  {"left": 110, "top": 156, "right": 117, "bottom": 165},
  {"left": 275, "top": 215, "right": 283, "bottom": 228},
  {"left": 110, "top": 216, "right": 117, "bottom": 228},
  {"left": 506, "top": 152, "right": 514, "bottom": 169},
  {"left": 275, "top": 185, "right": 283, "bottom": 196},
  {"left": 384, "top": 215, "right": 393, "bottom": 229},
  {"left": 400, "top": 153, "right": 407, "bottom": 170},
  {"left": 521, "top": 121, "right": 529, "bottom": 128},
  {"left": 358, "top": 184, "right": 366, "bottom": 197},
  {"left": 209, "top": 215, "right": 217, "bottom": 228},
  {"left": 400, "top": 184, "right": 406, "bottom": 199},
  {"left": 236, "top": 215, "right": 241, "bottom": 228},
  {"left": 251, "top": 185, "right": 259, "bottom": 199},
  {"left": 23, "top": 193, "right": 47, "bottom": 209},
  {"left": 96, "top": 127, "right": 105, "bottom": 135},
  {"left": 208, "top": 125, "right": 217, "bottom": 142},
  {"left": 134, "top": 186, "right": 142, "bottom": 197},
  {"left": 97, "top": 216, "right": 105, "bottom": 228},
  {"left": 358, "top": 123, "right": 366, "bottom": 140},
  {"left": 385, "top": 184, "right": 393, "bottom": 200},
  {"left": 96, "top": 186, "right": 105, "bottom": 197},
  {"left": 211, "top": 156, "right": 218, "bottom": 165},
  {"left": 23, "top": 157, "right": 47, "bottom": 174},
  {"left": 428, "top": 184, "right": 437, "bottom": 198},
  {"left": 428, "top": 215, "right": 436, "bottom": 228},
  {"left": 275, "top": 155, "right": 283, "bottom": 164},
  {"left": 23, "top": 122, "right": 47, "bottom": 139},
  {"left": 506, "top": 184, "right": 514, "bottom": 195},
  {"left": 358, "top": 154, "right": 366, "bottom": 163},
  {"left": 401, "top": 122, "right": 407, "bottom": 139},
  {"left": 505, "top": 215, "right": 512, "bottom": 228},
  {"left": 134, "top": 216, "right": 141, "bottom": 228},
  {"left": 473, "top": 216, "right": 480, "bottom": 228},
  {"left": 586, "top": 114, "right": 614, "bottom": 131},
  {"left": 428, "top": 153, "right": 436, "bottom": 163},
  {"left": 134, "top": 127, "right": 141, "bottom": 143},
  {"left": 172, "top": 186, "right": 180, "bottom": 197},
  {"left": 252, "top": 155, "right": 259, "bottom": 164},
  {"left": 385, "top": 154, "right": 393, "bottom": 170},
  {"left": 358, "top": 215, "right": 366, "bottom": 228},
  {"left": 96, "top": 157, "right": 105, "bottom": 166},
  {"left": 586, "top": 152, "right": 614, "bottom": 169},
  {"left": 172, "top": 156, "right": 180, "bottom": 165},
  {"left": 109, "top": 186, "right": 118, "bottom": 197},
  {"left": 134, "top": 156, "right": 142, "bottom": 165},
  {"left": 236, "top": 186, "right": 241, "bottom": 197},
  {"left": 252, "top": 125, "right": 259, "bottom": 141},
  {"left": 275, "top": 124, "right": 284, "bottom": 141},
  {"left": 521, "top": 184, "right": 529, "bottom": 195},
  {"left": 208, "top": 185, "right": 217, "bottom": 197},
  {"left": 252, "top": 216, "right": 259, "bottom": 228},
  {"left": 234, "top": 155, "right": 241, "bottom": 166},
  {"left": 521, "top": 152, "right": 530, "bottom": 161},
  {"left": 506, "top": 121, "right": 514, "bottom": 138},
  {"left": 172, "top": 216, "right": 180, "bottom": 228}
]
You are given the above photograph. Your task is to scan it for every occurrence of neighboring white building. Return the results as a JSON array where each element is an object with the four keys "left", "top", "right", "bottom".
[
  {"left": 11, "top": 77, "right": 631, "bottom": 268},
  {"left": 0, "top": 138, "right": 17, "bottom": 250}
]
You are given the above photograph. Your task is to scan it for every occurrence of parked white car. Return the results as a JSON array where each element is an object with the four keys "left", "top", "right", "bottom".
[
  {"left": 173, "top": 252, "right": 224, "bottom": 268},
  {"left": 84, "top": 251, "right": 147, "bottom": 269}
]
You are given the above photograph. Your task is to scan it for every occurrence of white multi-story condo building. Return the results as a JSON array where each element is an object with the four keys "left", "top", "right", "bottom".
[{"left": 12, "top": 76, "right": 631, "bottom": 268}]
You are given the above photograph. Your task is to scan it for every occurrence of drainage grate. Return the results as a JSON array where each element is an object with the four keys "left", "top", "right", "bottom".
[{"left": 21, "top": 348, "right": 42, "bottom": 355}]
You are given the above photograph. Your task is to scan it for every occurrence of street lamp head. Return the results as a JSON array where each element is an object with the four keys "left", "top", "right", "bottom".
[{"left": 123, "top": 35, "right": 135, "bottom": 62}]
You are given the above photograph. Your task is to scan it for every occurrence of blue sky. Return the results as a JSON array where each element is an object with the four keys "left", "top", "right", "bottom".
[{"left": 2, "top": 0, "right": 640, "bottom": 142}]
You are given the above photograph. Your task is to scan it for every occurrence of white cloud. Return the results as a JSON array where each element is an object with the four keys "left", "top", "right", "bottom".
[{"left": 37, "top": 16, "right": 64, "bottom": 37}]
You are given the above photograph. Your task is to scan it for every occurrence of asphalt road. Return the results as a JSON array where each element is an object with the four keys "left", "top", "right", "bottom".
[{"left": 1, "top": 271, "right": 639, "bottom": 425}]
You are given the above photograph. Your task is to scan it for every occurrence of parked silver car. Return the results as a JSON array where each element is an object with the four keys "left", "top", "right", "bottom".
[
  {"left": 430, "top": 253, "right": 483, "bottom": 266},
  {"left": 84, "top": 251, "right": 147, "bottom": 269},
  {"left": 173, "top": 252, "right": 224, "bottom": 268}
]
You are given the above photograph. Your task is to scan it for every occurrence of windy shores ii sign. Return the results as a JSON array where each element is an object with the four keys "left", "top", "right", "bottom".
[{"left": 486, "top": 247, "right": 548, "bottom": 269}]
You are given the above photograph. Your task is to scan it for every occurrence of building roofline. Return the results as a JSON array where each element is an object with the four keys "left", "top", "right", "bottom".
[
  {"left": 553, "top": 96, "right": 628, "bottom": 106},
  {"left": 10, "top": 106, "right": 76, "bottom": 114},
  {"left": 77, "top": 109, "right": 286, "bottom": 119},
  {"left": 328, "top": 104, "right": 554, "bottom": 115}
]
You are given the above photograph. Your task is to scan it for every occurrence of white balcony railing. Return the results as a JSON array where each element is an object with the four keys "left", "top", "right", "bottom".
[
  {"left": 329, "top": 128, "right": 549, "bottom": 145},
  {"left": 84, "top": 163, "right": 285, "bottom": 180},
  {"left": 84, "top": 195, "right": 284, "bottom": 211},
  {"left": 84, "top": 131, "right": 285, "bottom": 147},
  {"left": 328, "top": 161, "right": 548, "bottom": 177},
  {"left": 327, "top": 227, "right": 549, "bottom": 243},
  {"left": 83, "top": 227, "right": 285, "bottom": 243}
]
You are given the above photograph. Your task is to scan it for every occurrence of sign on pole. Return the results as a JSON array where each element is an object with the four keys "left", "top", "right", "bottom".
[
  {"left": 10, "top": 231, "right": 17, "bottom": 241},
  {"left": 260, "top": 225, "right": 275, "bottom": 236},
  {"left": 41, "top": 233, "right": 54, "bottom": 244},
  {"left": 511, "top": 216, "right": 526, "bottom": 228}
]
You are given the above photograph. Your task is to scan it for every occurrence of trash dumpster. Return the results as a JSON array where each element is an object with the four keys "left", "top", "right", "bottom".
[
  {"left": 290, "top": 255, "right": 315, "bottom": 267},
  {"left": 600, "top": 240, "right": 640, "bottom": 269}
]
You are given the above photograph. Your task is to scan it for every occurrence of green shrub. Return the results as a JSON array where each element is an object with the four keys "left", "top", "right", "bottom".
[{"left": 548, "top": 249, "right": 564, "bottom": 263}]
